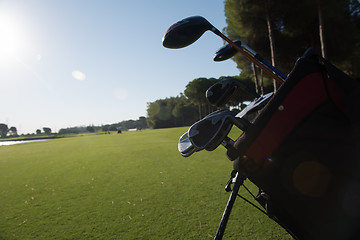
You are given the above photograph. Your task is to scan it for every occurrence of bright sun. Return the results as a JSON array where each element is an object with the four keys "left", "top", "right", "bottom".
[{"left": 0, "top": 13, "right": 28, "bottom": 58}]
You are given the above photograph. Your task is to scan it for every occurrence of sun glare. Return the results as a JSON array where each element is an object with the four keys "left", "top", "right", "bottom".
[{"left": 0, "top": 13, "right": 28, "bottom": 58}]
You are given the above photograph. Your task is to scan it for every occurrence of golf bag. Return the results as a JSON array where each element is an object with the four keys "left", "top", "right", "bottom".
[{"left": 227, "top": 49, "right": 360, "bottom": 239}]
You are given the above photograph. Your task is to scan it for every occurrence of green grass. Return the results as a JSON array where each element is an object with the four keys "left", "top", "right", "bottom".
[{"left": 0, "top": 127, "right": 291, "bottom": 239}]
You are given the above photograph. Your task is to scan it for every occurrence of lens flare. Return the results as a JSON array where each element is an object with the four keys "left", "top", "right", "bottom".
[
  {"left": 293, "top": 161, "right": 331, "bottom": 197},
  {"left": 72, "top": 70, "right": 86, "bottom": 81}
]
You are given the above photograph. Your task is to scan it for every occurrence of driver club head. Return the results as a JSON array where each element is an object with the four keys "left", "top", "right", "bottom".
[
  {"left": 178, "top": 131, "right": 197, "bottom": 157},
  {"left": 162, "top": 16, "right": 214, "bottom": 49},
  {"left": 213, "top": 40, "right": 242, "bottom": 62}
]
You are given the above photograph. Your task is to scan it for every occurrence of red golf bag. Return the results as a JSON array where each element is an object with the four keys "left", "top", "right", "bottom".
[{"left": 227, "top": 49, "right": 360, "bottom": 239}]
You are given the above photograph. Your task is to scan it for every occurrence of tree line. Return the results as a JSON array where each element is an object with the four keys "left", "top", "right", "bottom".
[
  {"left": 0, "top": 124, "right": 53, "bottom": 138},
  {"left": 58, "top": 117, "right": 148, "bottom": 135},
  {"left": 0, "top": 117, "right": 148, "bottom": 137}
]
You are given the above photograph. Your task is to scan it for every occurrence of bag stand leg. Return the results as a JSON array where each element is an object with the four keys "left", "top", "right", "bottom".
[{"left": 214, "top": 171, "right": 245, "bottom": 240}]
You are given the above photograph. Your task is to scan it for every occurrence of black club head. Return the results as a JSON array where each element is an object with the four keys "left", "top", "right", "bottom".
[
  {"left": 213, "top": 40, "right": 242, "bottom": 62},
  {"left": 162, "top": 16, "right": 213, "bottom": 49}
]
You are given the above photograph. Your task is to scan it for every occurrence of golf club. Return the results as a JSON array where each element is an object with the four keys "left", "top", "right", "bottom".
[
  {"left": 178, "top": 131, "right": 197, "bottom": 157},
  {"left": 214, "top": 41, "right": 287, "bottom": 80},
  {"left": 188, "top": 110, "right": 251, "bottom": 151},
  {"left": 213, "top": 40, "right": 241, "bottom": 62},
  {"left": 162, "top": 16, "right": 285, "bottom": 84},
  {"left": 206, "top": 78, "right": 261, "bottom": 107},
  {"left": 235, "top": 92, "right": 273, "bottom": 118}
]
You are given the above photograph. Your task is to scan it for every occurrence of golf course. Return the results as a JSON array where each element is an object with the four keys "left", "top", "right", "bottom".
[{"left": 0, "top": 127, "right": 291, "bottom": 239}]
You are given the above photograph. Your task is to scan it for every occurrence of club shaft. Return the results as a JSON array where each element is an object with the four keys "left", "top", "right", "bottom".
[
  {"left": 212, "top": 28, "right": 285, "bottom": 84},
  {"left": 239, "top": 41, "right": 287, "bottom": 80},
  {"left": 255, "top": 54, "right": 287, "bottom": 80}
]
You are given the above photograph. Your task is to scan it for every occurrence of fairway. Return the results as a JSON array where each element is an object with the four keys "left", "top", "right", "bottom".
[{"left": 0, "top": 128, "right": 291, "bottom": 239}]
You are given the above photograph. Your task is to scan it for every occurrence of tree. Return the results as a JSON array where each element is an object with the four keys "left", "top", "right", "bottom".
[
  {"left": 0, "top": 123, "right": 8, "bottom": 138},
  {"left": 184, "top": 78, "right": 219, "bottom": 119},
  {"left": 137, "top": 116, "right": 148, "bottom": 129},
  {"left": 36, "top": 129, "right": 41, "bottom": 135},
  {"left": 224, "top": 0, "right": 284, "bottom": 92},
  {"left": 43, "top": 127, "right": 52, "bottom": 135},
  {"left": 107, "top": 125, "right": 116, "bottom": 131},
  {"left": 316, "top": 0, "right": 359, "bottom": 77},
  {"left": 172, "top": 95, "right": 199, "bottom": 126},
  {"left": 317, "top": 0, "right": 327, "bottom": 59},
  {"left": 86, "top": 126, "right": 95, "bottom": 133},
  {"left": 146, "top": 96, "right": 198, "bottom": 129},
  {"left": 147, "top": 98, "right": 175, "bottom": 128},
  {"left": 8, "top": 126, "right": 18, "bottom": 136},
  {"left": 59, "top": 127, "right": 88, "bottom": 134},
  {"left": 120, "top": 120, "right": 136, "bottom": 130},
  {"left": 264, "top": 0, "right": 281, "bottom": 91},
  {"left": 102, "top": 125, "right": 109, "bottom": 133}
]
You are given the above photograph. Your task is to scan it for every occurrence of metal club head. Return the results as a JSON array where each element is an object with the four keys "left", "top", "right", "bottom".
[
  {"left": 188, "top": 110, "right": 250, "bottom": 152},
  {"left": 213, "top": 40, "right": 242, "bottom": 62},
  {"left": 162, "top": 16, "right": 214, "bottom": 49},
  {"left": 206, "top": 79, "right": 237, "bottom": 107},
  {"left": 178, "top": 131, "right": 197, "bottom": 157},
  {"left": 206, "top": 78, "right": 260, "bottom": 107},
  {"left": 188, "top": 110, "right": 234, "bottom": 151},
  {"left": 236, "top": 92, "right": 273, "bottom": 118}
]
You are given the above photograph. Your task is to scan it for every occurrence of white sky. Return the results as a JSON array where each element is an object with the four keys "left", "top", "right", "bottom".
[{"left": 0, "top": 0, "right": 240, "bottom": 134}]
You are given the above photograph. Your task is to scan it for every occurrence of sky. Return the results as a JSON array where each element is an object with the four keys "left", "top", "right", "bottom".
[{"left": 0, "top": 0, "right": 240, "bottom": 134}]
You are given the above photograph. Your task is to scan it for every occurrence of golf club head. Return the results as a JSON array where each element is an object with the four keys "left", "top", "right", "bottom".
[
  {"left": 206, "top": 79, "right": 237, "bottom": 107},
  {"left": 206, "top": 78, "right": 260, "bottom": 107},
  {"left": 236, "top": 92, "right": 273, "bottom": 118},
  {"left": 178, "top": 131, "right": 197, "bottom": 157},
  {"left": 162, "top": 16, "right": 213, "bottom": 49},
  {"left": 213, "top": 40, "right": 242, "bottom": 62},
  {"left": 188, "top": 110, "right": 236, "bottom": 151}
]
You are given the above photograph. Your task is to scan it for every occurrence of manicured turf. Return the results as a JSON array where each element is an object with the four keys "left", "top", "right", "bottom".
[{"left": 0, "top": 127, "right": 291, "bottom": 239}]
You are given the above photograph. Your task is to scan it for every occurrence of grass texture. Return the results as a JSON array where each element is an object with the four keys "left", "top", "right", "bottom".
[{"left": 0, "top": 127, "right": 291, "bottom": 239}]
